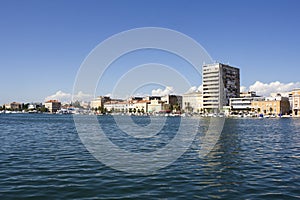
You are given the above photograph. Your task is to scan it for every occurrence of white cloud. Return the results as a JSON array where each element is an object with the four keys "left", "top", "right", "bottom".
[
  {"left": 248, "top": 81, "right": 300, "bottom": 97},
  {"left": 151, "top": 86, "right": 174, "bottom": 96},
  {"left": 240, "top": 86, "right": 247, "bottom": 93},
  {"left": 186, "top": 86, "right": 198, "bottom": 93},
  {"left": 198, "top": 84, "right": 203, "bottom": 92},
  {"left": 74, "top": 91, "right": 93, "bottom": 101},
  {"left": 44, "top": 90, "right": 92, "bottom": 103},
  {"left": 45, "top": 90, "right": 71, "bottom": 103},
  {"left": 185, "top": 84, "right": 203, "bottom": 94}
]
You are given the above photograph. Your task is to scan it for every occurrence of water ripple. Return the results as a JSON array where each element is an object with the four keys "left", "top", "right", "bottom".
[{"left": 0, "top": 114, "right": 299, "bottom": 199}]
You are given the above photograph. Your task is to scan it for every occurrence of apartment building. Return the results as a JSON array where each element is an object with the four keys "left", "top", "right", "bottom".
[
  {"left": 292, "top": 89, "right": 300, "bottom": 116},
  {"left": 202, "top": 63, "right": 240, "bottom": 113},
  {"left": 230, "top": 91, "right": 261, "bottom": 112},
  {"left": 161, "top": 95, "right": 182, "bottom": 112},
  {"left": 4, "top": 102, "right": 23, "bottom": 110},
  {"left": 251, "top": 95, "right": 290, "bottom": 115},
  {"left": 45, "top": 100, "right": 61, "bottom": 113}
]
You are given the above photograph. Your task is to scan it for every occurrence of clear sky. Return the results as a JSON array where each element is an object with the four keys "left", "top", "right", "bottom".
[{"left": 1, "top": 0, "right": 300, "bottom": 104}]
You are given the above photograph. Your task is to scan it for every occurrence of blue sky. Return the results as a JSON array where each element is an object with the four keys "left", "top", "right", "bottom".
[{"left": 1, "top": 0, "right": 300, "bottom": 104}]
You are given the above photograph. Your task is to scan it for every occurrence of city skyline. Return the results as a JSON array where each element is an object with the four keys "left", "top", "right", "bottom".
[{"left": 1, "top": 0, "right": 300, "bottom": 104}]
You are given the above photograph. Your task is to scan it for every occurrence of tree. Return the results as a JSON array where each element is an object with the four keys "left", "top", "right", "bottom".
[
  {"left": 38, "top": 106, "right": 48, "bottom": 113},
  {"left": 23, "top": 103, "right": 29, "bottom": 110},
  {"left": 169, "top": 104, "right": 173, "bottom": 112},
  {"left": 173, "top": 104, "right": 180, "bottom": 112},
  {"left": 98, "top": 106, "right": 105, "bottom": 113}
]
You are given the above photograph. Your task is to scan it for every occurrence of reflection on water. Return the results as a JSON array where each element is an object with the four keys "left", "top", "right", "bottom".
[{"left": 0, "top": 114, "right": 299, "bottom": 199}]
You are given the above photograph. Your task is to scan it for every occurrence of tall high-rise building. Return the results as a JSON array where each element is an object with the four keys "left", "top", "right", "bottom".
[{"left": 202, "top": 63, "right": 240, "bottom": 113}]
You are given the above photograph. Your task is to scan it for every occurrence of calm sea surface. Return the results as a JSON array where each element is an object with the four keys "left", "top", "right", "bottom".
[{"left": 0, "top": 114, "right": 299, "bottom": 199}]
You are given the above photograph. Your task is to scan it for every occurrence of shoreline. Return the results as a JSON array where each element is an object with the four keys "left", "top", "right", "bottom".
[{"left": 1, "top": 111, "right": 300, "bottom": 119}]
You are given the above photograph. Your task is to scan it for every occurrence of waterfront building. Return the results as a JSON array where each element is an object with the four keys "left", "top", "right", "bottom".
[
  {"left": 3, "top": 103, "right": 11, "bottom": 109},
  {"left": 90, "top": 96, "right": 110, "bottom": 109},
  {"left": 230, "top": 97, "right": 253, "bottom": 112},
  {"left": 45, "top": 100, "right": 61, "bottom": 113},
  {"left": 148, "top": 99, "right": 164, "bottom": 113},
  {"left": 4, "top": 102, "right": 23, "bottom": 110},
  {"left": 11, "top": 102, "right": 23, "bottom": 110},
  {"left": 291, "top": 89, "right": 300, "bottom": 116},
  {"left": 182, "top": 91, "right": 203, "bottom": 113},
  {"left": 251, "top": 95, "right": 290, "bottom": 115},
  {"left": 230, "top": 91, "right": 261, "bottom": 113},
  {"left": 161, "top": 95, "right": 182, "bottom": 112},
  {"left": 133, "top": 100, "right": 149, "bottom": 114},
  {"left": 103, "top": 100, "right": 128, "bottom": 113},
  {"left": 202, "top": 63, "right": 240, "bottom": 113}
]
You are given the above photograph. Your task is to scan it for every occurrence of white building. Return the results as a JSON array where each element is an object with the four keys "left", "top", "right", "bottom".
[
  {"left": 45, "top": 100, "right": 61, "bottom": 113},
  {"left": 133, "top": 100, "right": 149, "bottom": 113},
  {"left": 148, "top": 99, "right": 164, "bottom": 113},
  {"left": 103, "top": 101, "right": 128, "bottom": 113},
  {"left": 202, "top": 63, "right": 240, "bottom": 113},
  {"left": 182, "top": 92, "right": 203, "bottom": 113},
  {"left": 291, "top": 89, "right": 300, "bottom": 116},
  {"left": 230, "top": 97, "right": 253, "bottom": 111},
  {"left": 230, "top": 91, "right": 260, "bottom": 112}
]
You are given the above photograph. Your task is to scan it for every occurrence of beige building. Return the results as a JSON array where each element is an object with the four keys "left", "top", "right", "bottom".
[
  {"left": 182, "top": 92, "right": 203, "bottom": 113},
  {"left": 251, "top": 96, "right": 290, "bottom": 115},
  {"left": 45, "top": 100, "right": 61, "bottom": 113},
  {"left": 292, "top": 89, "right": 300, "bottom": 116},
  {"left": 133, "top": 100, "right": 149, "bottom": 113},
  {"left": 4, "top": 102, "right": 23, "bottom": 110},
  {"left": 90, "top": 96, "right": 110, "bottom": 109}
]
